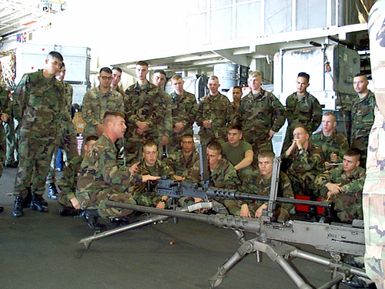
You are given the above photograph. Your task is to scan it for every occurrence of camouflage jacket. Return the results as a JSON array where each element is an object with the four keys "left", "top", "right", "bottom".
[
  {"left": 209, "top": 158, "right": 240, "bottom": 190},
  {"left": 196, "top": 93, "right": 233, "bottom": 142},
  {"left": 82, "top": 86, "right": 124, "bottom": 137},
  {"left": 77, "top": 134, "right": 132, "bottom": 197},
  {"left": 285, "top": 92, "right": 322, "bottom": 133},
  {"left": 61, "top": 82, "right": 73, "bottom": 122},
  {"left": 166, "top": 149, "right": 200, "bottom": 177},
  {"left": 170, "top": 90, "right": 198, "bottom": 133},
  {"left": 241, "top": 171, "right": 294, "bottom": 211},
  {"left": 238, "top": 90, "right": 285, "bottom": 143},
  {"left": 124, "top": 81, "right": 172, "bottom": 138},
  {"left": 13, "top": 70, "right": 64, "bottom": 138},
  {"left": 129, "top": 159, "right": 176, "bottom": 196},
  {"left": 315, "top": 165, "right": 365, "bottom": 221},
  {"left": 310, "top": 131, "right": 349, "bottom": 164},
  {"left": 351, "top": 90, "right": 376, "bottom": 140},
  {"left": 0, "top": 85, "right": 11, "bottom": 118}
]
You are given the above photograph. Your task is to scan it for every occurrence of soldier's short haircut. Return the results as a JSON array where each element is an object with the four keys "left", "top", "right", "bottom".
[
  {"left": 99, "top": 67, "right": 113, "bottom": 74},
  {"left": 208, "top": 75, "right": 219, "bottom": 82},
  {"left": 258, "top": 150, "right": 275, "bottom": 160},
  {"left": 171, "top": 74, "right": 183, "bottom": 81},
  {"left": 136, "top": 60, "right": 149, "bottom": 67},
  {"left": 344, "top": 148, "right": 361, "bottom": 158},
  {"left": 293, "top": 125, "right": 309, "bottom": 135},
  {"left": 48, "top": 51, "right": 63, "bottom": 62},
  {"left": 323, "top": 111, "right": 336, "bottom": 122},
  {"left": 143, "top": 140, "right": 158, "bottom": 151},
  {"left": 354, "top": 72, "right": 368, "bottom": 78},
  {"left": 297, "top": 72, "right": 310, "bottom": 82},
  {"left": 232, "top": 85, "right": 242, "bottom": 91},
  {"left": 248, "top": 70, "right": 262, "bottom": 78},
  {"left": 181, "top": 133, "right": 194, "bottom": 141},
  {"left": 154, "top": 69, "right": 166, "bottom": 77},
  {"left": 112, "top": 67, "right": 122, "bottom": 73},
  {"left": 227, "top": 123, "right": 242, "bottom": 132},
  {"left": 207, "top": 140, "right": 222, "bottom": 154},
  {"left": 85, "top": 135, "right": 98, "bottom": 143},
  {"left": 103, "top": 111, "right": 125, "bottom": 123}
]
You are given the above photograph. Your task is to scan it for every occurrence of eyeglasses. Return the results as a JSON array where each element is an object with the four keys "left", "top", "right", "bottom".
[{"left": 100, "top": 76, "right": 113, "bottom": 80}]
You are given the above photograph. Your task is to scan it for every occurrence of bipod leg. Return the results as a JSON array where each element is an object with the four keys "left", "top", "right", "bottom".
[
  {"left": 209, "top": 237, "right": 257, "bottom": 288},
  {"left": 260, "top": 240, "right": 312, "bottom": 289},
  {"left": 79, "top": 214, "right": 169, "bottom": 249}
]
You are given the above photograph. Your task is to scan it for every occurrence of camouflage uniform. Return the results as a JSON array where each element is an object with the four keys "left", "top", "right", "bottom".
[
  {"left": 76, "top": 134, "right": 134, "bottom": 218},
  {"left": 240, "top": 171, "right": 294, "bottom": 217},
  {"left": 238, "top": 90, "right": 285, "bottom": 154},
  {"left": 13, "top": 70, "right": 64, "bottom": 198},
  {"left": 364, "top": 3, "right": 385, "bottom": 287},
  {"left": 282, "top": 143, "right": 323, "bottom": 197},
  {"left": 283, "top": 92, "right": 322, "bottom": 152},
  {"left": 47, "top": 82, "right": 82, "bottom": 207},
  {"left": 315, "top": 165, "right": 365, "bottom": 222},
  {"left": 170, "top": 90, "right": 198, "bottom": 148},
  {"left": 166, "top": 149, "right": 199, "bottom": 178},
  {"left": 129, "top": 159, "right": 175, "bottom": 207},
  {"left": 0, "top": 85, "right": 11, "bottom": 177},
  {"left": 82, "top": 86, "right": 124, "bottom": 138},
  {"left": 310, "top": 131, "right": 349, "bottom": 166},
  {"left": 350, "top": 90, "right": 376, "bottom": 162},
  {"left": 124, "top": 82, "right": 172, "bottom": 163},
  {"left": 196, "top": 93, "right": 233, "bottom": 144},
  {"left": 209, "top": 158, "right": 241, "bottom": 215}
]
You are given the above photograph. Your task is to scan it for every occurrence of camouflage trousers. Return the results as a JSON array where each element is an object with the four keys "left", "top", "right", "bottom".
[
  {"left": 3, "top": 120, "right": 17, "bottom": 165},
  {"left": 363, "top": 109, "right": 385, "bottom": 289},
  {"left": 0, "top": 125, "right": 5, "bottom": 177},
  {"left": 77, "top": 188, "right": 135, "bottom": 219},
  {"left": 14, "top": 131, "right": 56, "bottom": 197}
]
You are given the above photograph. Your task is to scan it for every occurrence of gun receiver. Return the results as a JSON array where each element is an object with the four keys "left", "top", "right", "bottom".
[{"left": 155, "top": 178, "right": 331, "bottom": 208}]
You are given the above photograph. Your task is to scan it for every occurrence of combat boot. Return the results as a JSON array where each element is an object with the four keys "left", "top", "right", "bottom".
[
  {"left": 30, "top": 193, "right": 48, "bottom": 212},
  {"left": 12, "top": 196, "right": 24, "bottom": 217},
  {"left": 22, "top": 189, "right": 32, "bottom": 208},
  {"left": 82, "top": 210, "right": 106, "bottom": 231},
  {"left": 47, "top": 183, "right": 58, "bottom": 200}
]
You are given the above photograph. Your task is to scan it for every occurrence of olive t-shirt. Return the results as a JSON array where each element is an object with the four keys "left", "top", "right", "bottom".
[{"left": 221, "top": 140, "right": 252, "bottom": 166}]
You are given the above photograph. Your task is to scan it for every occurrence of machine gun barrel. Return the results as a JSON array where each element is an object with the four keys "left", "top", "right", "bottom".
[
  {"left": 155, "top": 179, "right": 330, "bottom": 208},
  {"left": 105, "top": 201, "right": 365, "bottom": 256},
  {"left": 206, "top": 187, "right": 330, "bottom": 208}
]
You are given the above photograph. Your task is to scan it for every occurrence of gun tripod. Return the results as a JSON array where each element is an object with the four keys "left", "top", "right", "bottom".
[{"left": 210, "top": 232, "right": 367, "bottom": 289}]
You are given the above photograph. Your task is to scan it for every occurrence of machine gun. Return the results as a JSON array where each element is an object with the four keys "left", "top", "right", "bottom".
[
  {"left": 80, "top": 145, "right": 368, "bottom": 288},
  {"left": 105, "top": 199, "right": 367, "bottom": 289}
]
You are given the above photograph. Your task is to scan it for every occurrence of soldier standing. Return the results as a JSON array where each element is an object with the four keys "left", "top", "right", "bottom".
[
  {"left": 169, "top": 75, "right": 198, "bottom": 149},
  {"left": 238, "top": 70, "right": 285, "bottom": 156},
  {"left": 124, "top": 61, "right": 172, "bottom": 163},
  {"left": 231, "top": 85, "right": 242, "bottom": 112},
  {"left": 282, "top": 72, "right": 322, "bottom": 152},
  {"left": 12, "top": 51, "right": 64, "bottom": 217},
  {"left": 363, "top": 2, "right": 385, "bottom": 287},
  {"left": 196, "top": 76, "right": 233, "bottom": 144},
  {"left": 0, "top": 66, "right": 11, "bottom": 213},
  {"left": 350, "top": 73, "right": 376, "bottom": 166},
  {"left": 111, "top": 67, "right": 125, "bottom": 97},
  {"left": 82, "top": 67, "right": 124, "bottom": 138}
]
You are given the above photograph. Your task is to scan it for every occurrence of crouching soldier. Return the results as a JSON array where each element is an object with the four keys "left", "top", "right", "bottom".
[
  {"left": 315, "top": 148, "right": 365, "bottom": 223},
  {"left": 129, "top": 141, "right": 177, "bottom": 208},
  {"left": 241, "top": 151, "right": 294, "bottom": 221},
  {"left": 75, "top": 112, "right": 145, "bottom": 231}
]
